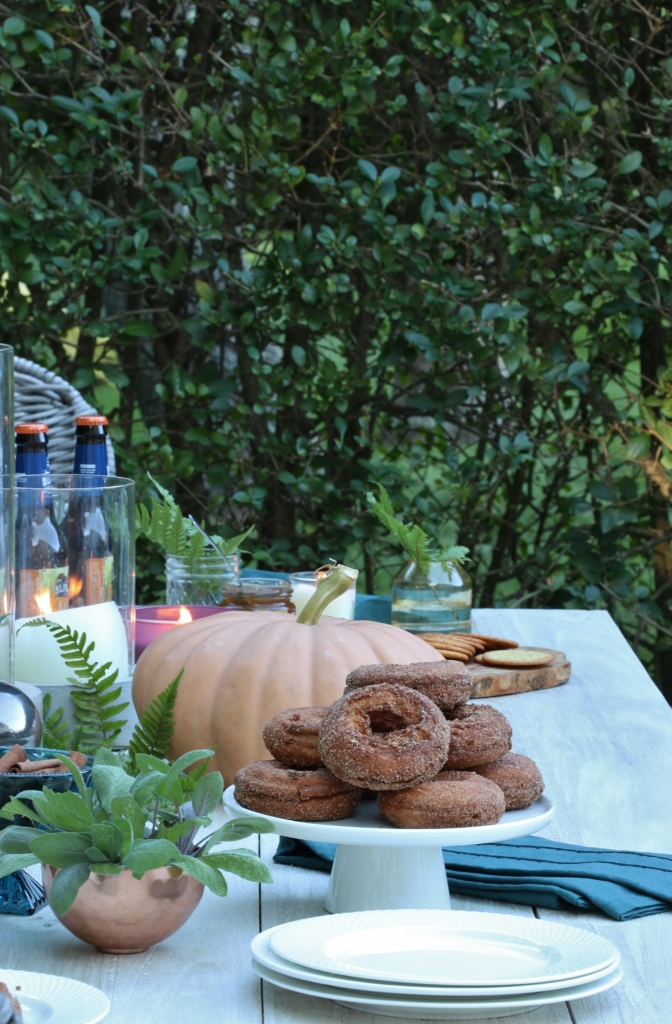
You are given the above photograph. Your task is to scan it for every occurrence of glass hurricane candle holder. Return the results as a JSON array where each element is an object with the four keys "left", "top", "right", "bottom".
[
  {"left": 3, "top": 475, "right": 135, "bottom": 739},
  {"left": 0, "top": 345, "right": 14, "bottom": 683},
  {"left": 391, "top": 559, "right": 472, "bottom": 634},
  {"left": 290, "top": 570, "right": 356, "bottom": 620},
  {"left": 165, "top": 551, "right": 239, "bottom": 606}
]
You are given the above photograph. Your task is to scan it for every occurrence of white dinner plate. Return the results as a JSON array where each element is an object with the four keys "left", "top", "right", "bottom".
[
  {"left": 224, "top": 786, "right": 554, "bottom": 847},
  {"left": 0, "top": 968, "right": 110, "bottom": 1024},
  {"left": 253, "top": 958, "right": 623, "bottom": 1020},
  {"left": 253, "top": 925, "right": 620, "bottom": 997},
  {"left": 269, "top": 910, "right": 619, "bottom": 987}
]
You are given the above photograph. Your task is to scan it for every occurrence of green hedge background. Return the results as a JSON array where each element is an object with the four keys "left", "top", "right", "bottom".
[{"left": 3, "top": 1, "right": 672, "bottom": 695}]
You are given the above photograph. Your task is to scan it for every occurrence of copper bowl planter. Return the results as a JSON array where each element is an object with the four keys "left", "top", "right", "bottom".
[{"left": 42, "top": 864, "right": 205, "bottom": 954}]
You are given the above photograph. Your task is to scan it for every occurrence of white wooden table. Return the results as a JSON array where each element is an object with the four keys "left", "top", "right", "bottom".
[{"left": 2, "top": 609, "right": 672, "bottom": 1024}]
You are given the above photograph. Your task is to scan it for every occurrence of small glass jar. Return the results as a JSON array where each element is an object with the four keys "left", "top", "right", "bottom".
[
  {"left": 220, "top": 576, "right": 294, "bottom": 612},
  {"left": 290, "top": 571, "right": 356, "bottom": 620},
  {"left": 165, "top": 551, "right": 239, "bottom": 606},
  {"left": 391, "top": 559, "right": 472, "bottom": 634}
]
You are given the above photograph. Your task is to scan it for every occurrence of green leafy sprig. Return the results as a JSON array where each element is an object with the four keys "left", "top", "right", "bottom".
[
  {"left": 128, "top": 669, "right": 182, "bottom": 770},
  {"left": 21, "top": 619, "right": 129, "bottom": 753},
  {"left": 367, "top": 485, "right": 469, "bottom": 575},
  {"left": 0, "top": 748, "right": 274, "bottom": 915},
  {"left": 137, "top": 474, "right": 253, "bottom": 564}
]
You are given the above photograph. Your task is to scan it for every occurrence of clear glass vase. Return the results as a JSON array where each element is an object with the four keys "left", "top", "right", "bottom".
[
  {"left": 165, "top": 551, "right": 239, "bottom": 606},
  {"left": 391, "top": 559, "right": 472, "bottom": 634}
]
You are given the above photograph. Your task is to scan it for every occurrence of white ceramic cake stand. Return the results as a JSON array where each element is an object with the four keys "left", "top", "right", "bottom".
[{"left": 223, "top": 787, "right": 554, "bottom": 915}]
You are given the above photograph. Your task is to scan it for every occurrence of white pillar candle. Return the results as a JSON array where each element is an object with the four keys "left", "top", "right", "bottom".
[
  {"left": 12, "top": 601, "right": 131, "bottom": 685},
  {"left": 290, "top": 575, "right": 356, "bottom": 620}
]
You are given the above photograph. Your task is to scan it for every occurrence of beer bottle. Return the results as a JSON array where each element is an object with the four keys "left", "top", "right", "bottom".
[
  {"left": 15, "top": 423, "right": 70, "bottom": 618},
  {"left": 67, "top": 415, "right": 112, "bottom": 606}
]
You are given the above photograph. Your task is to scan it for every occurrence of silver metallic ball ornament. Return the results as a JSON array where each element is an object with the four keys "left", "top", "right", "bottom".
[{"left": 0, "top": 681, "right": 42, "bottom": 747}]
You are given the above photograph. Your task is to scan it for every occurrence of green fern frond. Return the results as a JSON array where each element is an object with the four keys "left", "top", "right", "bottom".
[
  {"left": 179, "top": 756, "right": 210, "bottom": 794},
  {"left": 41, "top": 692, "right": 72, "bottom": 749},
  {"left": 136, "top": 477, "right": 254, "bottom": 564},
  {"left": 128, "top": 670, "right": 184, "bottom": 769},
  {"left": 214, "top": 525, "right": 255, "bottom": 557},
  {"left": 367, "top": 484, "right": 470, "bottom": 575},
  {"left": 22, "top": 619, "right": 129, "bottom": 754}
]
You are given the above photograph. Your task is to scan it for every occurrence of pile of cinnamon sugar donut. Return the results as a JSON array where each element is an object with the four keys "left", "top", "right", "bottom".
[{"left": 234, "top": 660, "right": 544, "bottom": 829}]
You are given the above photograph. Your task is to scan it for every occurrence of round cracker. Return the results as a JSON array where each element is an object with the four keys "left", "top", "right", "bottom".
[
  {"left": 466, "top": 634, "right": 519, "bottom": 650},
  {"left": 439, "top": 651, "right": 469, "bottom": 662},
  {"left": 477, "top": 648, "right": 555, "bottom": 668},
  {"left": 431, "top": 644, "right": 478, "bottom": 657},
  {"left": 419, "top": 634, "right": 478, "bottom": 649}
]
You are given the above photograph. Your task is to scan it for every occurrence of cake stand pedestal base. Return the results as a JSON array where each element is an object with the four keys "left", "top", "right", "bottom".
[
  {"left": 325, "top": 844, "right": 450, "bottom": 914},
  {"left": 223, "top": 786, "right": 554, "bottom": 916}
]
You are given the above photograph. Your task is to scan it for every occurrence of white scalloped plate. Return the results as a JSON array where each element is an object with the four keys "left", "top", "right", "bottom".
[
  {"left": 269, "top": 911, "right": 619, "bottom": 987},
  {"left": 253, "top": 926, "right": 620, "bottom": 997},
  {"left": 253, "top": 958, "right": 624, "bottom": 1020},
  {"left": 0, "top": 969, "right": 110, "bottom": 1024}
]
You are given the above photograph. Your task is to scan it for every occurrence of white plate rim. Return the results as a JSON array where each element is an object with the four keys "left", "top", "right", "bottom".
[
  {"left": 224, "top": 786, "right": 554, "bottom": 846},
  {"left": 268, "top": 910, "right": 620, "bottom": 987},
  {"left": 0, "top": 968, "right": 110, "bottom": 1024},
  {"left": 252, "top": 926, "right": 620, "bottom": 996},
  {"left": 253, "top": 957, "right": 624, "bottom": 1010}
]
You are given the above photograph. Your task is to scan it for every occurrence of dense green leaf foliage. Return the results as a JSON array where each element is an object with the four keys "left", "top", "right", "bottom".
[{"left": 3, "top": 2, "right": 672, "bottom": 688}]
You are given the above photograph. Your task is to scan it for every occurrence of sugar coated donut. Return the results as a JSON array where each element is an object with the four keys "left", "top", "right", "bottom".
[
  {"left": 345, "top": 661, "right": 472, "bottom": 711},
  {"left": 233, "top": 760, "right": 361, "bottom": 821},
  {"left": 262, "top": 707, "right": 327, "bottom": 768},
  {"left": 318, "top": 683, "right": 451, "bottom": 791},
  {"left": 473, "top": 752, "right": 544, "bottom": 810},
  {"left": 443, "top": 703, "right": 512, "bottom": 769},
  {"left": 377, "top": 770, "right": 506, "bottom": 829}
]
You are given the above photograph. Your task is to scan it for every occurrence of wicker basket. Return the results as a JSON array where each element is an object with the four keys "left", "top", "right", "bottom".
[{"left": 14, "top": 357, "right": 116, "bottom": 474}]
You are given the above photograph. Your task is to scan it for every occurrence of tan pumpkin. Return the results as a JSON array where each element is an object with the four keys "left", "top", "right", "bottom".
[{"left": 132, "top": 602, "right": 444, "bottom": 786}]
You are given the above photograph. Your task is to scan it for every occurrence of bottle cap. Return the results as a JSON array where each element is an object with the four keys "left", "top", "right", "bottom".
[
  {"left": 75, "top": 415, "right": 108, "bottom": 427},
  {"left": 15, "top": 423, "right": 49, "bottom": 434}
]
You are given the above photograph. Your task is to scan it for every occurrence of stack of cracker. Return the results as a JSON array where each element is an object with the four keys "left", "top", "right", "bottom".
[{"left": 417, "top": 633, "right": 519, "bottom": 663}]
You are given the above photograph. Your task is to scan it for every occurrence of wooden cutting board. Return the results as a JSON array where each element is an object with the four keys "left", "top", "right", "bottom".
[{"left": 468, "top": 647, "right": 571, "bottom": 699}]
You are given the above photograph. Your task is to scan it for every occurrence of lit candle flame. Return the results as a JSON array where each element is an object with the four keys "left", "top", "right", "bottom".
[
  {"left": 177, "top": 606, "right": 193, "bottom": 624},
  {"left": 35, "top": 588, "right": 53, "bottom": 615}
]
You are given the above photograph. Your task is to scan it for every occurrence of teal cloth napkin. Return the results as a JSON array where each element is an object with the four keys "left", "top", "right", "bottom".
[
  {"left": 274, "top": 835, "right": 672, "bottom": 921},
  {"left": 240, "top": 569, "right": 391, "bottom": 623}
]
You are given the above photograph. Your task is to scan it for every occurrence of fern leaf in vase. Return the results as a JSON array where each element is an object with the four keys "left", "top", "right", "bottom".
[
  {"left": 20, "top": 619, "right": 129, "bottom": 753},
  {"left": 128, "top": 670, "right": 184, "bottom": 769},
  {"left": 367, "top": 484, "right": 470, "bottom": 575}
]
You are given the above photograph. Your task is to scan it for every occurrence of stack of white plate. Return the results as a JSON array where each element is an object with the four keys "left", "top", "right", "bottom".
[{"left": 252, "top": 910, "right": 622, "bottom": 1020}]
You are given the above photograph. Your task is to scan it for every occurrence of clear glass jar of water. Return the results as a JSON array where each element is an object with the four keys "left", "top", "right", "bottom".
[
  {"left": 391, "top": 559, "right": 472, "bottom": 634},
  {"left": 165, "top": 551, "right": 239, "bottom": 605}
]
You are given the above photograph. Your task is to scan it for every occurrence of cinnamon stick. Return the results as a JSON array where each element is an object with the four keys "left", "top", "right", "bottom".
[{"left": 0, "top": 744, "right": 27, "bottom": 773}]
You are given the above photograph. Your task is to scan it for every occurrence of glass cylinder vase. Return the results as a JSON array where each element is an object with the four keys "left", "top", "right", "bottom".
[
  {"left": 391, "top": 559, "right": 472, "bottom": 634},
  {"left": 8, "top": 474, "right": 135, "bottom": 696},
  {"left": 165, "top": 550, "right": 239, "bottom": 606},
  {"left": 0, "top": 345, "right": 13, "bottom": 684}
]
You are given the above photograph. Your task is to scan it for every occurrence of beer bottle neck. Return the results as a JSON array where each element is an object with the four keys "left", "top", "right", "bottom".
[{"left": 74, "top": 427, "right": 108, "bottom": 476}]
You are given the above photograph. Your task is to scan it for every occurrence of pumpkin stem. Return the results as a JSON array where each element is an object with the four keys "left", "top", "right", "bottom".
[{"left": 295, "top": 564, "right": 359, "bottom": 625}]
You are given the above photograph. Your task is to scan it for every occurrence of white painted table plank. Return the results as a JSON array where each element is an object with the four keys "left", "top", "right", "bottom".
[
  {"left": 1, "top": 609, "right": 669, "bottom": 1023},
  {"left": 471, "top": 610, "right": 672, "bottom": 1024}
]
